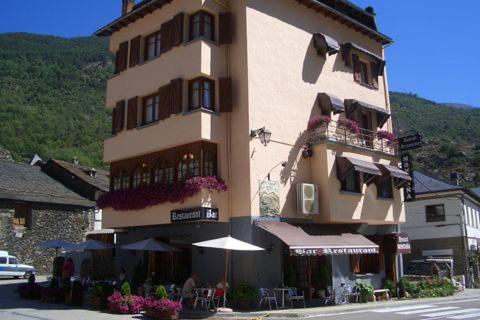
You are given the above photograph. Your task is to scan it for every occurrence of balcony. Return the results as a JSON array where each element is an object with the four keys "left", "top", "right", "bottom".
[{"left": 308, "top": 120, "right": 397, "bottom": 155}]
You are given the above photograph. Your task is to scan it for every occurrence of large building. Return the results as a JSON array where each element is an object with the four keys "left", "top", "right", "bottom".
[
  {"left": 403, "top": 171, "right": 480, "bottom": 287},
  {"left": 96, "top": 0, "right": 409, "bottom": 294}
]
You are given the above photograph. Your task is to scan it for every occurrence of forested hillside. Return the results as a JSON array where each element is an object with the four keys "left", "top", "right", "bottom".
[
  {"left": 0, "top": 33, "right": 113, "bottom": 168},
  {"left": 0, "top": 33, "right": 479, "bottom": 186}
]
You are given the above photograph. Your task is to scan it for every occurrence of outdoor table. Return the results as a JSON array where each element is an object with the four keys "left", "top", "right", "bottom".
[{"left": 274, "top": 288, "right": 292, "bottom": 308}]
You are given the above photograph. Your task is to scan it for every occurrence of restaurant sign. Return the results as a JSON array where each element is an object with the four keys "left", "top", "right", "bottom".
[
  {"left": 397, "top": 233, "right": 411, "bottom": 254},
  {"left": 291, "top": 247, "right": 379, "bottom": 256},
  {"left": 401, "top": 152, "right": 415, "bottom": 202},
  {"left": 171, "top": 207, "right": 219, "bottom": 223},
  {"left": 398, "top": 133, "right": 423, "bottom": 152}
]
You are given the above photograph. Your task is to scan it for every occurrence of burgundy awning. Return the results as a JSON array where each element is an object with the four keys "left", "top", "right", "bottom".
[{"left": 256, "top": 221, "right": 379, "bottom": 256}]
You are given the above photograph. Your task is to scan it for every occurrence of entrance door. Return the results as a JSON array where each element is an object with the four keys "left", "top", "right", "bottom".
[{"left": 360, "top": 112, "right": 373, "bottom": 148}]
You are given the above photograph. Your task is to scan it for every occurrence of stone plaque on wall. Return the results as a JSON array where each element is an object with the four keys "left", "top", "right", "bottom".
[{"left": 259, "top": 180, "right": 280, "bottom": 217}]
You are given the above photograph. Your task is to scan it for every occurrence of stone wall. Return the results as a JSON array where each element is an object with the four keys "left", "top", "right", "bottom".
[{"left": 0, "top": 204, "right": 94, "bottom": 275}]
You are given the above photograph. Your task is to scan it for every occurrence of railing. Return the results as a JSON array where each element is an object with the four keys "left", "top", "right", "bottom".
[{"left": 308, "top": 121, "right": 397, "bottom": 155}]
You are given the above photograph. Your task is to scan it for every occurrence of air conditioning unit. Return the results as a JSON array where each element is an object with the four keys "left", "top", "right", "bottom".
[{"left": 297, "top": 183, "right": 319, "bottom": 215}]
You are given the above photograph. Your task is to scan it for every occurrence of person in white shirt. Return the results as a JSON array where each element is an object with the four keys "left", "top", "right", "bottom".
[
  {"left": 182, "top": 273, "right": 198, "bottom": 308},
  {"left": 216, "top": 275, "right": 229, "bottom": 294}
]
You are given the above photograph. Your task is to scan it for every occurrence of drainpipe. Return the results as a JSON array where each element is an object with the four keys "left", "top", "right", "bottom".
[
  {"left": 397, "top": 224, "right": 404, "bottom": 282},
  {"left": 460, "top": 195, "right": 471, "bottom": 288}
]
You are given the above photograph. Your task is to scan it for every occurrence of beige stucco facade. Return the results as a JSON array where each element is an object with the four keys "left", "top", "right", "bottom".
[{"left": 101, "top": 0, "right": 403, "bottom": 229}]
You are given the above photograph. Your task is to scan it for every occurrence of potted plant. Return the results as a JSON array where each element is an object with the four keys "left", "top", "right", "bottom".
[
  {"left": 232, "top": 284, "right": 259, "bottom": 310},
  {"left": 377, "top": 130, "right": 396, "bottom": 145},
  {"left": 107, "top": 282, "right": 145, "bottom": 315},
  {"left": 307, "top": 115, "right": 332, "bottom": 130},
  {"left": 144, "top": 298, "right": 182, "bottom": 320},
  {"left": 337, "top": 119, "right": 361, "bottom": 135},
  {"left": 355, "top": 281, "right": 374, "bottom": 303}
]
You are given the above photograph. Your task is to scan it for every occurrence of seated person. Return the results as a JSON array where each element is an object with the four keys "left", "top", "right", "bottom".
[
  {"left": 215, "top": 275, "right": 229, "bottom": 297},
  {"left": 182, "top": 273, "right": 198, "bottom": 308}
]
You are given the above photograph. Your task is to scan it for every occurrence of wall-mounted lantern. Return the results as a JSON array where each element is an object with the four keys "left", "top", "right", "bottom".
[{"left": 250, "top": 127, "right": 272, "bottom": 146}]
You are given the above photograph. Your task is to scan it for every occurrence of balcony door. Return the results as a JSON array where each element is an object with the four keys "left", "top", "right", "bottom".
[{"left": 360, "top": 112, "right": 373, "bottom": 148}]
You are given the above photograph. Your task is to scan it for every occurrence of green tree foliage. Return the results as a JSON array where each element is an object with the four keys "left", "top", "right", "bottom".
[{"left": 0, "top": 33, "right": 113, "bottom": 168}]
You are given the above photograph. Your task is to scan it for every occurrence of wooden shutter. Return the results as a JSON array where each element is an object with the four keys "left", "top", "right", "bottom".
[
  {"left": 172, "top": 13, "right": 184, "bottom": 47},
  {"left": 219, "top": 12, "right": 233, "bottom": 45},
  {"left": 370, "top": 61, "right": 379, "bottom": 88},
  {"left": 170, "top": 78, "right": 183, "bottom": 114},
  {"left": 113, "top": 100, "right": 125, "bottom": 134},
  {"left": 352, "top": 54, "right": 361, "bottom": 83},
  {"left": 117, "top": 41, "right": 129, "bottom": 72},
  {"left": 127, "top": 97, "right": 138, "bottom": 130},
  {"left": 160, "top": 20, "right": 174, "bottom": 53},
  {"left": 158, "top": 84, "right": 171, "bottom": 120},
  {"left": 129, "top": 36, "right": 141, "bottom": 67},
  {"left": 219, "top": 77, "right": 232, "bottom": 112}
]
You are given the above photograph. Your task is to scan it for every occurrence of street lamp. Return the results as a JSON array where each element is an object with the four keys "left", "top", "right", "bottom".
[{"left": 250, "top": 127, "right": 272, "bottom": 146}]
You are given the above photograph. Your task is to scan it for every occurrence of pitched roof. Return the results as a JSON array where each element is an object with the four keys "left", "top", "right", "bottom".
[
  {"left": 413, "top": 171, "right": 462, "bottom": 194},
  {"left": 0, "top": 159, "right": 95, "bottom": 208},
  {"left": 48, "top": 159, "right": 109, "bottom": 192}
]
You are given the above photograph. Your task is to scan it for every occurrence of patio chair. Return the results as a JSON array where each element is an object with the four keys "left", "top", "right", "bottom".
[
  {"left": 196, "top": 288, "right": 216, "bottom": 311},
  {"left": 258, "top": 288, "right": 278, "bottom": 310},
  {"left": 323, "top": 286, "right": 336, "bottom": 305},
  {"left": 286, "top": 288, "right": 306, "bottom": 308}
]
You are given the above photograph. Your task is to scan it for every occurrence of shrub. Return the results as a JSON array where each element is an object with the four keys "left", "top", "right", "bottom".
[
  {"left": 232, "top": 284, "right": 259, "bottom": 303},
  {"left": 355, "top": 281, "right": 374, "bottom": 302},
  {"left": 155, "top": 285, "right": 168, "bottom": 300},
  {"left": 120, "top": 282, "right": 131, "bottom": 296},
  {"left": 383, "top": 279, "right": 396, "bottom": 297},
  {"left": 399, "top": 276, "right": 455, "bottom": 298}
]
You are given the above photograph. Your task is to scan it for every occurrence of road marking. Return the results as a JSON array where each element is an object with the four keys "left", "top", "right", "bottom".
[
  {"left": 449, "top": 313, "right": 480, "bottom": 319},
  {"left": 424, "top": 308, "right": 480, "bottom": 317},
  {"left": 372, "top": 304, "right": 435, "bottom": 312},
  {"left": 397, "top": 307, "right": 459, "bottom": 314}
]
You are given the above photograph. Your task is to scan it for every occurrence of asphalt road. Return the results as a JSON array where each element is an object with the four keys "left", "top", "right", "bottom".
[{"left": 311, "top": 298, "right": 480, "bottom": 320}]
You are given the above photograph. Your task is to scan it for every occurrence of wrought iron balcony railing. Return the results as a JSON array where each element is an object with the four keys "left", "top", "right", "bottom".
[{"left": 308, "top": 121, "right": 397, "bottom": 155}]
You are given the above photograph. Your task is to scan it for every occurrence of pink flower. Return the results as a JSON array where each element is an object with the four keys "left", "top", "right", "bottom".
[
  {"left": 144, "top": 298, "right": 182, "bottom": 313},
  {"left": 107, "top": 291, "right": 144, "bottom": 314},
  {"left": 307, "top": 115, "right": 331, "bottom": 130},
  {"left": 337, "top": 119, "right": 361, "bottom": 135},
  {"left": 377, "top": 130, "right": 396, "bottom": 143}
]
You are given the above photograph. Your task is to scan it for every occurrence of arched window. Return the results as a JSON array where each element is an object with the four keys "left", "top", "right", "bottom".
[
  {"left": 203, "top": 150, "right": 216, "bottom": 176},
  {"left": 113, "top": 171, "right": 129, "bottom": 191},
  {"left": 153, "top": 160, "right": 174, "bottom": 184},
  {"left": 132, "top": 164, "right": 150, "bottom": 189},
  {"left": 178, "top": 153, "right": 199, "bottom": 180}
]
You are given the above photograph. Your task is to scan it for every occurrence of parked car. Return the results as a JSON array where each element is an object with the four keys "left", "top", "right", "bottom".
[
  {"left": 0, "top": 251, "right": 35, "bottom": 279},
  {"left": 406, "top": 258, "right": 453, "bottom": 278}
]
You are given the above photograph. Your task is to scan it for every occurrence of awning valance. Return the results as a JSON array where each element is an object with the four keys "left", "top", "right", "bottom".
[
  {"left": 317, "top": 93, "right": 344, "bottom": 114},
  {"left": 341, "top": 42, "right": 386, "bottom": 75},
  {"left": 336, "top": 156, "right": 382, "bottom": 185},
  {"left": 344, "top": 99, "right": 390, "bottom": 128},
  {"left": 313, "top": 33, "right": 340, "bottom": 58},
  {"left": 376, "top": 163, "right": 412, "bottom": 189},
  {"left": 256, "top": 221, "right": 379, "bottom": 256}
]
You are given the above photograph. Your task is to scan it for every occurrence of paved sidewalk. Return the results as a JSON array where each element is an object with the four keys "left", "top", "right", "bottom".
[{"left": 210, "top": 289, "right": 480, "bottom": 319}]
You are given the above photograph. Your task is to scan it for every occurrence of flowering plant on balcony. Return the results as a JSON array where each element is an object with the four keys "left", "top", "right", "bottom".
[
  {"left": 307, "top": 115, "right": 331, "bottom": 130},
  {"left": 376, "top": 130, "right": 396, "bottom": 145},
  {"left": 337, "top": 119, "right": 360, "bottom": 135},
  {"left": 96, "top": 176, "right": 227, "bottom": 211}
]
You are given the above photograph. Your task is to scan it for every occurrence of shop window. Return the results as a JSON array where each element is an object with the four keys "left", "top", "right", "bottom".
[
  {"left": 190, "top": 11, "right": 215, "bottom": 41},
  {"left": 189, "top": 77, "right": 215, "bottom": 111},
  {"left": 341, "top": 171, "right": 361, "bottom": 193},
  {"left": 203, "top": 150, "right": 216, "bottom": 176},
  {"left": 377, "top": 177, "right": 393, "bottom": 199},
  {"left": 178, "top": 153, "right": 199, "bottom": 180},
  {"left": 153, "top": 160, "right": 174, "bottom": 184},
  {"left": 143, "top": 95, "right": 159, "bottom": 125},
  {"left": 351, "top": 254, "right": 380, "bottom": 274},
  {"left": 426, "top": 204, "right": 446, "bottom": 222},
  {"left": 145, "top": 32, "right": 161, "bottom": 61},
  {"left": 13, "top": 204, "right": 31, "bottom": 229},
  {"left": 132, "top": 165, "right": 150, "bottom": 189}
]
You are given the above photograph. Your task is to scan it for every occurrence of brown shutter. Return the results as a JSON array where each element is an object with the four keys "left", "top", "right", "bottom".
[
  {"left": 158, "top": 84, "right": 171, "bottom": 120},
  {"left": 172, "top": 13, "right": 184, "bottom": 47},
  {"left": 170, "top": 78, "right": 183, "bottom": 114},
  {"left": 160, "top": 20, "right": 174, "bottom": 53},
  {"left": 219, "top": 12, "right": 233, "bottom": 45},
  {"left": 111, "top": 106, "right": 117, "bottom": 134},
  {"left": 129, "top": 36, "right": 141, "bottom": 67},
  {"left": 113, "top": 100, "right": 125, "bottom": 134},
  {"left": 219, "top": 77, "right": 233, "bottom": 112},
  {"left": 127, "top": 97, "right": 138, "bottom": 130},
  {"left": 352, "top": 54, "right": 361, "bottom": 82},
  {"left": 117, "top": 41, "right": 129, "bottom": 72},
  {"left": 370, "top": 61, "right": 379, "bottom": 88}
]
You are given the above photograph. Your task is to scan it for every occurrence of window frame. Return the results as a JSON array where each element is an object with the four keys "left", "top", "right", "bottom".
[
  {"left": 152, "top": 160, "right": 175, "bottom": 185},
  {"left": 377, "top": 177, "right": 394, "bottom": 199},
  {"left": 340, "top": 170, "right": 361, "bottom": 193},
  {"left": 426, "top": 204, "right": 446, "bottom": 223},
  {"left": 188, "top": 77, "right": 215, "bottom": 111},
  {"left": 142, "top": 93, "right": 160, "bottom": 125},
  {"left": 13, "top": 204, "right": 31, "bottom": 229},
  {"left": 132, "top": 164, "right": 150, "bottom": 189},
  {"left": 144, "top": 31, "right": 161, "bottom": 62},
  {"left": 189, "top": 10, "right": 215, "bottom": 41}
]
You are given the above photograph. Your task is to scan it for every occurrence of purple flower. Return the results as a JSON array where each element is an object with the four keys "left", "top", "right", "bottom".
[
  {"left": 337, "top": 119, "right": 361, "bottom": 135},
  {"left": 307, "top": 115, "right": 331, "bottom": 130},
  {"left": 144, "top": 298, "right": 183, "bottom": 313},
  {"left": 376, "top": 130, "right": 396, "bottom": 143},
  {"left": 107, "top": 291, "right": 144, "bottom": 314}
]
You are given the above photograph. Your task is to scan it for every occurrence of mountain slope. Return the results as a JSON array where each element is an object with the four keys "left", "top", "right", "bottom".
[
  {"left": 0, "top": 33, "right": 113, "bottom": 168},
  {"left": 391, "top": 92, "right": 480, "bottom": 186}
]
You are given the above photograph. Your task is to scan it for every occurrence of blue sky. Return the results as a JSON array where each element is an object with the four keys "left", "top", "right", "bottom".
[{"left": 1, "top": 0, "right": 479, "bottom": 107}]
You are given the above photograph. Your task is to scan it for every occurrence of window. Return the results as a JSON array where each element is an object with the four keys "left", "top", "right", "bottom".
[
  {"left": 359, "top": 61, "right": 369, "bottom": 85},
  {"left": 426, "top": 204, "right": 446, "bottom": 222},
  {"left": 132, "top": 165, "right": 150, "bottom": 189},
  {"left": 351, "top": 254, "right": 380, "bottom": 274},
  {"left": 153, "top": 160, "right": 174, "bottom": 184},
  {"left": 377, "top": 177, "right": 393, "bottom": 199},
  {"left": 178, "top": 153, "right": 199, "bottom": 180},
  {"left": 341, "top": 171, "right": 361, "bottom": 193},
  {"left": 189, "top": 78, "right": 215, "bottom": 111},
  {"left": 145, "top": 32, "right": 161, "bottom": 61},
  {"left": 113, "top": 171, "right": 129, "bottom": 191},
  {"left": 0, "top": 257, "right": 6, "bottom": 264},
  {"left": 13, "top": 205, "right": 31, "bottom": 229},
  {"left": 203, "top": 150, "right": 216, "bottom": 176},
  {"left": 9, "top": 257, "right": 18, "bottom": 265},
  {"left": 190, "top": 11, "right": 215, "bottom": 41},
  {"left": 143, "top": 95, "right": 159, "bottom": 125}
]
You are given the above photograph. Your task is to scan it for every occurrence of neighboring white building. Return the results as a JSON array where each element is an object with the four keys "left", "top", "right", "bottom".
[{"left": 403, "top": 171, "right": 480, "bottom": 286}]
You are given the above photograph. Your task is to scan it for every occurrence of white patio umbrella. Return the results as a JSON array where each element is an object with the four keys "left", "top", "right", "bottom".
[
  {"left": 192, "top": 236, "right": 264, "bottom": 310},
  {"left": 35, "top": 240, "right": 74, "bottom": 256}
]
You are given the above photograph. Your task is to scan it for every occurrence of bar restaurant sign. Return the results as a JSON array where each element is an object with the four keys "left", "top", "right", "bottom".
[
  {"left": 171, "top": 207, "right": 219, "bottom": 223},
  {"left": 291, "top": 247, "right": 379, "bottom": 256},
  {"left": 397, "top": 233, "right": 412, "bottom": 254},
  {"left": 398, "top": 133, "right": 423, "bottom": 152}
]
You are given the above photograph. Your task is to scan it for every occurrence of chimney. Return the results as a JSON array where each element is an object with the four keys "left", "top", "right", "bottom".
[
  {"left": 90, "top": 168, "right": 97, "bottom": 178},
  {"left": 450, "top": 172, "right": 460, "bottom": 186},
  {"left": 73, "top": 157, "right": 79, "bottom": 165},
  {"left": 122, "top": 0, "right": 135, "bottom": 15}
]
